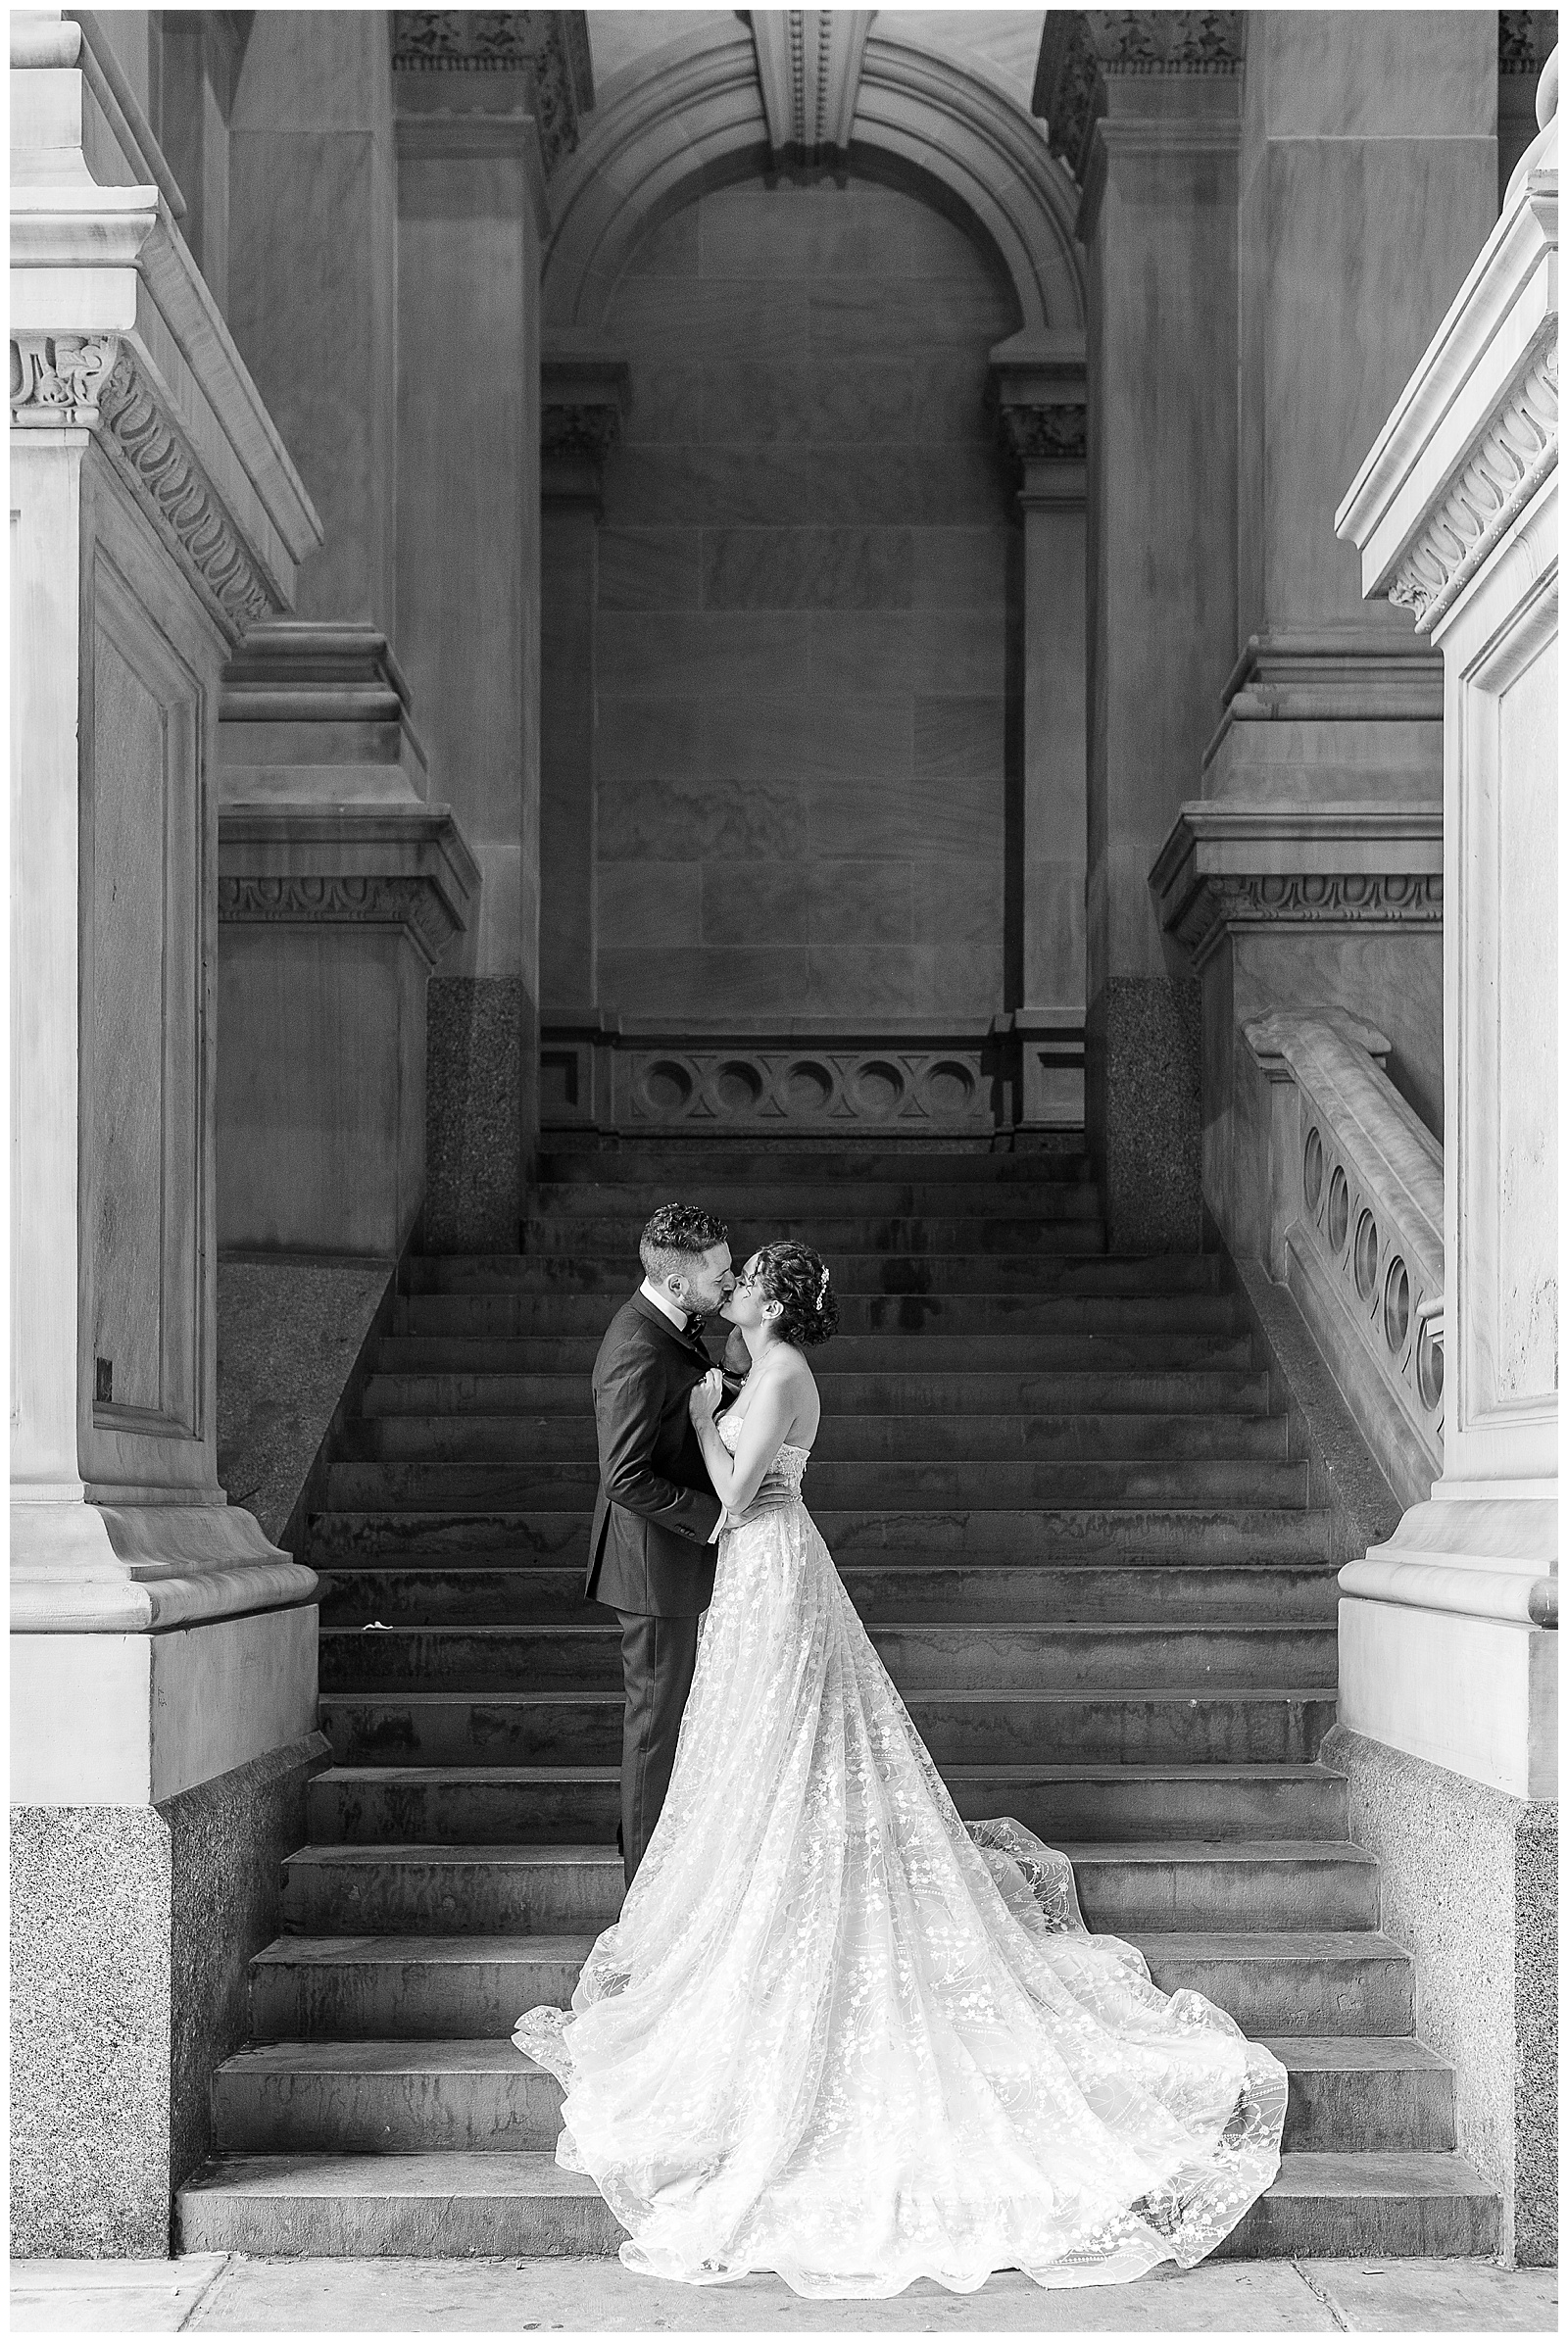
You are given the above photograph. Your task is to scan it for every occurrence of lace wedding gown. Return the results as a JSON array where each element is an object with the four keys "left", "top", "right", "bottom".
[{"left": 514, "top": 1415, "right": 1287, "bottom": 2297}]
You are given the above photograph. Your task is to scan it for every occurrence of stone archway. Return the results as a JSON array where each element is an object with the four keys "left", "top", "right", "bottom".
[
  {"left": 537, "top": 17, "right": 1089, "bottom": 1144},
  {"left": 542, "top": 18, "right": 1086, "bottom": 333}
]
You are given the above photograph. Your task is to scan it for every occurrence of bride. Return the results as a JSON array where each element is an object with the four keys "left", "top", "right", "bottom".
[{"left": 514, "top": 1241, "right": 1287, "bottom": 2298}]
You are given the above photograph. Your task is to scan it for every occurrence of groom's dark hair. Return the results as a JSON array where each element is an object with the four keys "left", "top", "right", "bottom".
[{"left": 640, "top": 1202, "right": 729, "bottom": 1283}]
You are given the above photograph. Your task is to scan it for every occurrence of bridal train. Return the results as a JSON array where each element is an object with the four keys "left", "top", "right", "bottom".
[{"left": 514, "top": 1424, "right": 1287, "bottom": 2297}]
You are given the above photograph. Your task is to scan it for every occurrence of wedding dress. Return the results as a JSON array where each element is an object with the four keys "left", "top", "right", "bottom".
[{"left": 514, "top": 1414, "right": 1287, "bottom": 2297}]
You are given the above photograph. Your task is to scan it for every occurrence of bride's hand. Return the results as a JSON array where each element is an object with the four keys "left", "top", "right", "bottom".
[{"left": 690, "top": 1367, "right": 724, "bottom": 1426}]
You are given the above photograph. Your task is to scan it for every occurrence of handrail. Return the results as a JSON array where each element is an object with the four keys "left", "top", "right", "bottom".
[{"left": 1245, "top": 1007, "right": 1444, "bottom": 1502}]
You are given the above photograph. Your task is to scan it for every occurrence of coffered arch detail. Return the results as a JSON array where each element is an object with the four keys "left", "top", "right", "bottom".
[{"left": 543, "top": 19, "right": 1086, "bottom": 333}]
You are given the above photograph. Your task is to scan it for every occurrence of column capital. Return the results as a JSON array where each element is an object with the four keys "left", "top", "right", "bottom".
[
  {"left": 392, "top": 11, "right": 594, "bottom": 177},
  {"left": 1032, "top": 11, "right": 1247, "bottom": 188},
  {"left": 988, "top": 328, "right": 1087, "bottom": 506},
  {"left": 542, "top": 341, "right": 629, "bottom": 507}
]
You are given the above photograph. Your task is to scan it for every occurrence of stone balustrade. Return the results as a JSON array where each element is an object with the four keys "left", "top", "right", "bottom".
[
  {"left": 541, "top": 1020, "right": 1034, "bottom": 1140},
  {"left": 1243, "top": 1009, "right": 1444, "bottom": 1513}
]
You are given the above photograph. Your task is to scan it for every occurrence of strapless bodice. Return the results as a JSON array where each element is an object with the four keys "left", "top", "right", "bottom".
[{"left": 716, "top": 1407, "right": 810, "bottom": 1493}]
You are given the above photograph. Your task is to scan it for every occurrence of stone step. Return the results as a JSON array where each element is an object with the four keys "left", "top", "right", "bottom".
[
  {"left": 307, "top": 1505, "right": 1335, "bottom": 1566},
  {"left": 362, "top": 1365, "right": 1273, "bottom": 1418},
  {"left": 406, "top": 1253, "right": 1222, "bottom": 1297},
  {"left": 343, "top": 1409, "right": 1292, "bottom": 1467},
  {"left": 174, "top": 2146, "right": 1500, "bottom": 2260},
  {"left": 538, "top": 1145, "right": 1096, "bottom": 1186},
  {"left": 317, "top": 1558, "right": 1342, "bottom": 1629},
  {"left": 395, "top": 1291, "right": 1238, "bottom": 1338},
  {"left": 209, "top": 2033, "right": 1453, "bottom": 2159},
  {"left": 525, "top": 1179, "right": 1108, "bottom": 1221},
  {"left": 324, "top": 1456, "right": 1312, "bottom": 1514},
  {"left": 373, "top": 1331, "right": 1262, "bottom": 1373},
  {"left": 318, "top": 1686, "right": 1339, "bottom": 1769},
  {"left": 519, "top": 1209, "right": 1108, "bottom": 1252},
  {"left": 318, "top": 1621, "right": 1338, "bottom": 1695},
  {"left": 305, "top": 1761, "right": 1348, "bottom": 1846},
  {"left": 278, "top": 1837, "right": 1382, "bottom": 1939},
  {"left": 1214, "top": 2152, "right": 1501, "bottom": 2260},
  {"left": 248, "top": 1928, "right": 1412, "bottom": 2040}
]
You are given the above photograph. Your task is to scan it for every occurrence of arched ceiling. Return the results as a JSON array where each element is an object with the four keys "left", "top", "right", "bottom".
[{"left": 545, "top": 12, "right": 1084, "bottom": 334}]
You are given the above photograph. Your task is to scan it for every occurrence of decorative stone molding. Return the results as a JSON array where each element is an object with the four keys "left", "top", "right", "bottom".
[
  {"left": 1152, "top": 802, "right": 1445, "bottom": 970},
  {"left": 96, "top": 347, "right": 275, "bottom": 632},
  {"left": 1244, "top": 1009, "right": 1445, "bottom": 1508},
  {"left": 218, "top": 808, "right": 480, "bottom": 970},
  {"left": 10, "top": 331, "right": 117, "bottom": 424},
  {"left": 392, "top": 11, "right": 593, "bottom": 174},
  {"left": 219, "top": 874, "right": 459, "bottom": 966},
  {"left": 541, "top": 403, "right": 620, "bottom": 464},
  {"left": 746, "top": 8, "right": 876, "bottom": 171},
  {"left": 542, "top": 1022, "right": 1002, "bottom": 1135},
  {"left": 1387, "top": 338, "right": 1558, "bottom": 630},
  {"left": 1032, "top": 11, "right": 1246, "bottom": 184},
  {"left": 1337, "top": 60, "right": 1557, "bottom": 647}
]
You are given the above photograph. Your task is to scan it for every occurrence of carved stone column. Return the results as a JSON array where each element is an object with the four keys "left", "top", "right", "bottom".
[
  {"left": 540, "top": 348, "right": 626, "bottom": 1037},
  {"left": 1155, "top": 12, "right": 1497, "bottom": 1258},
  {"left": 1335, "top": 55, "right": 1557, "bottom": 2264},
  {"left": 393, "top": 12, "right": 593, "bottom": 1241},
  {"left": 217, "top": 14, "right": 479, "bottom": 1264},
  {"left": 10, "top": 11, "right": 322, "bottom": 2253},
  {"left": 1035, "top": 12, "right": 1243, "bottom": 1244},
  {"left": 990, "top": 330, "right": 1088, "bottom": 1131}
]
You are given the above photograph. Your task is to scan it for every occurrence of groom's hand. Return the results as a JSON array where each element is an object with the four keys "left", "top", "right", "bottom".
[{"left": 721, "top": 1469, "right": 795, "bottom": 1533}]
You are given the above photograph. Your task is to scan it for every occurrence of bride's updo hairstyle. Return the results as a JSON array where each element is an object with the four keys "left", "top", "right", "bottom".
[{"left": 752, "top": 1242, "right": 838, "bottom": 1348}]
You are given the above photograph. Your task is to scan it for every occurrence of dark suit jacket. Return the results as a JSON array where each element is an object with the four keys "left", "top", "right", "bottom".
[{"left": 585, "top": 1293, "right": 727, "bottom": 1617}]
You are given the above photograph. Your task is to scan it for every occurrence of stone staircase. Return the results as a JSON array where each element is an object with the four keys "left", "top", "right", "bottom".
[{"left": 179, "top": 1141, "right": 1500, "bottom": 2259}]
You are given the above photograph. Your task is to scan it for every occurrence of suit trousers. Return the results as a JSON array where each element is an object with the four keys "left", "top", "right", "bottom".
[{"left": 615, "top": 1608, "right": 702, "bottom": 1887}]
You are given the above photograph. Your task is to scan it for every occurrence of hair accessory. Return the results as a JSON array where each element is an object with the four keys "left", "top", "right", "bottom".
[{"left": 817, "top": 1266, "right": 830, "bottom": 1300}]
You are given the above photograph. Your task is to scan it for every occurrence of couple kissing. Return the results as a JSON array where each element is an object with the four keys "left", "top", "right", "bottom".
[{"left": 514, "top": 1199, "right": 1288, "bottom": 2299}]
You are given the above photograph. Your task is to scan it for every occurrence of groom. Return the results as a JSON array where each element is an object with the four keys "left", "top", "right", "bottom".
[{"left": 587, "top": 1201, "right": 785, "bottom": 1885}]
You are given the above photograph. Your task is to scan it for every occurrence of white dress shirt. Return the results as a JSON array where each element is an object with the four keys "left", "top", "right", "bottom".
[{"left": 638, "top": 1277, "right": 689, "bottom": 1331}]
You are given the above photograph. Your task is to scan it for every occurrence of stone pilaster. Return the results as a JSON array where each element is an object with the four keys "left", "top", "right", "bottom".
[
  {"left": 1335, "top": 53, "right": 1558, "bottom": 2262},
  {"left": 1036, "top": 12, "right": 1243, "bottom": 1244},
  {"left": 394, "top": 16, "right": 593, "bottom": 1239},
  {"left": 10, "top": 9, "right": 325, "bottom": 2253},
  {"left": 540, "top": 348, "right": 627, "bottom": 1027},
  {"left": 218, "top": 17, "right": 481, "bottom": 1263},
  {"left": 990, "top": 330, "right": 1088, "bottom": 1131}
]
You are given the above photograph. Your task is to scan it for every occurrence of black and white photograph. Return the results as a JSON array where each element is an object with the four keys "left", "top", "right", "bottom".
[{"left": 7, "top": 2, "right": 1559, "bottom": 2331}]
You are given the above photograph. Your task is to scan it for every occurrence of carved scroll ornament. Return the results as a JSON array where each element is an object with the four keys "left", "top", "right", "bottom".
[
  {"left": 10, "top": 333, "right": 118, "bottom": 425},
  {"left": 1389, "top": 338, "right": 1558, "bottom": 631},
  {"left": 218, "top": 873, "right": 461, "bottom": 966},
  {"left": 12, "top": 337, "right": 274, "bottom": 633}
]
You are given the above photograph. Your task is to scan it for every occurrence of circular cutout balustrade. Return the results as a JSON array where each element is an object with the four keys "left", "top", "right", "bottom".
[
  {"left": 712, "top": 1060, "right": 763, "bottom": 1113},
  {"left": 1327, "top": 1164, "right": 1349, "bottom": 1254},
  {"left": 1303, "top": 1126, "right": 1324, "bottom": 1213},
  {"left": 1417, "top": 1317, "right": 1444, "bottom": 1411},
  {"left": 1384, "top": 1256, "right": 1410, "bottom": 1354},
  {"left": 1353, "top": 1209, "right": 1379, "bottom": 1303},
  {"left": 641, "top": 1059, "right": 694, "bottom": 1115}
]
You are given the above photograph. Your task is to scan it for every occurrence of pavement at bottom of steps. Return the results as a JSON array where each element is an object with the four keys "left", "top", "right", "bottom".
[{"left": 8, "top": 2256, "right": 1557, "bottom": 2334}]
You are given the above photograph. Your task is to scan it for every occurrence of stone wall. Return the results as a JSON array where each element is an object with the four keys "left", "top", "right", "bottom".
[
  {"left": 590, "top": 175, "right": 1020, "bottom": 1029},
  {"left": 1323, "top": 1724, "right": 1558, "bottom": 2267},
  {"left": 10, "top": 1733, "right": 325, "bottom": 2256}
]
